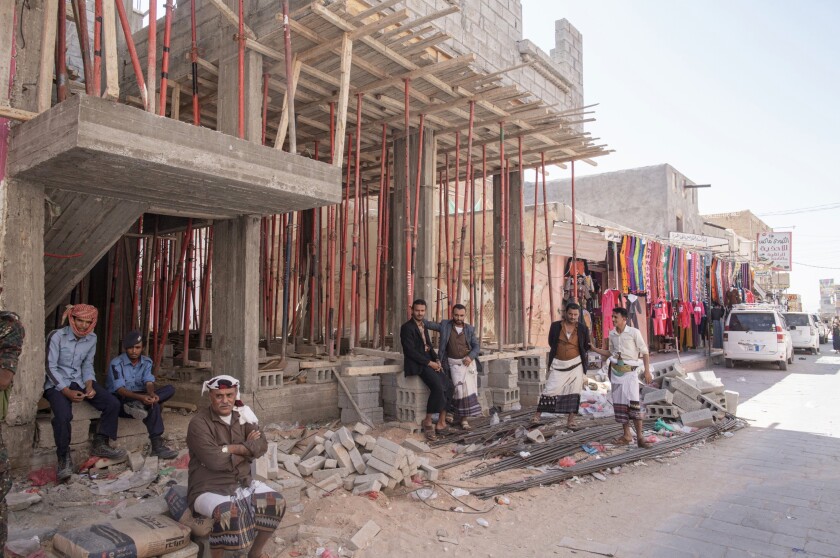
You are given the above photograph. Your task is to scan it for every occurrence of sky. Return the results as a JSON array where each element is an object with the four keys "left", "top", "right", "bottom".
[{"left": 521, "top": 0, "right": 840, "bottom": 313}]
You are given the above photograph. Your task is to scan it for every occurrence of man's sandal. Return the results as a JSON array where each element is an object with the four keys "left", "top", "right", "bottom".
[
  {"left": 460, "top": 420, "right": 472, "bottom": 431},
  {"left": 423, "top": 424, "right": 438, "bottom": 442},
  {"left": 612, "top": 436, "right": 632, "bottom": 446}
]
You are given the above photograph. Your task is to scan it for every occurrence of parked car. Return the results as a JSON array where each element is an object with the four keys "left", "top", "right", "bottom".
[
  {"left": 812, "top": 314, "right": 829, "bottom": 344},
  {"left": 784, "top": 312, "right": 820, "bottom": 354},
  {"left": 724, "top": 304, "right": 793, "bottom": 370}
]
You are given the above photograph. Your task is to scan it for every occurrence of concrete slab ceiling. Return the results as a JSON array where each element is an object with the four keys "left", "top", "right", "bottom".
[{"left": 8, "top": 95, "right": 342, "bottom": 219}]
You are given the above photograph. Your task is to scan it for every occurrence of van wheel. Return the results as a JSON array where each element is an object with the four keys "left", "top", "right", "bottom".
[
  {"left": 725, "top": 358, "right": 733, "bottom": 369},
  {"left": 788, "top": 355, "right": 793, "bottom": 364},
  {"left": 779, "top": 360, "right": 788, "bottom": 371},
  {"left": 815, "top": 347, "right": 820, "bottom": 355}
]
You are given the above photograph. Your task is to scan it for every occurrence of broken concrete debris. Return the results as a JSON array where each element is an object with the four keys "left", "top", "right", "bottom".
[{"left": 642, "top": 368, "right": 737, "bottom": 427}]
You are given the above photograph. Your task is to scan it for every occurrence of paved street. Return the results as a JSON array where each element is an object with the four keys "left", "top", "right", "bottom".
[{"left": 622, "top": 343, "right": 840, "bottom": 558}]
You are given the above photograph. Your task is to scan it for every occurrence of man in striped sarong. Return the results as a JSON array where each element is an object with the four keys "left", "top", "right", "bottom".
[
  {"left": 532, "top": 302, "right": 590, "bottom": 428},
  {"left": 591, "top": 307, "right": 653, "bottom": 448}
]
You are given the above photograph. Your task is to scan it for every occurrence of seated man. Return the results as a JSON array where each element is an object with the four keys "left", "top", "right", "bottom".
[
  {"left": 106, "top": 331, "right": 178, "bottom": 459},
  {"left": 44, "top": 304, "right": 125, "bottom": 481},
  {"left": 187, "top": 375, "right": 284, "bottom": 558}
]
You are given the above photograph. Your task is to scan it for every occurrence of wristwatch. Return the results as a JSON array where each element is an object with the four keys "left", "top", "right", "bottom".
[{"left": 221, "top": 445, "right": 229, "bottom": 454}]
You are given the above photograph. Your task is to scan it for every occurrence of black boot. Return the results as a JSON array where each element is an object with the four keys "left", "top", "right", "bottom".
[
  {"left": 150, "top": 436, "right": 178, "bottom": 460},
  {"left": 91, "top": 434, "right": 127, "bottom": 460},
  {"left": 57, "top": 454, "right": 73, "bottom": 482}
]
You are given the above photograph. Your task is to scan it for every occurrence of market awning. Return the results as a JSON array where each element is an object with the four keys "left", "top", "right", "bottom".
[{"left": 550, "top": 221, "right": 608, "bottom": 261}]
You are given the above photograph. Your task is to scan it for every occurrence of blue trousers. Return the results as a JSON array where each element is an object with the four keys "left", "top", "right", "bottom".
[
  {"left": 117, "top": 384, "right": 175, "bottom": 438},
  {"left": 43, "top": 381, "right": 120, "bottom": 458}
]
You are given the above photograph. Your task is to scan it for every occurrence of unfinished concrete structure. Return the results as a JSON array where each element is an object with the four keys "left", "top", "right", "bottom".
[{"left": 0, "top": 0, "right": 608, "bottom": 467}]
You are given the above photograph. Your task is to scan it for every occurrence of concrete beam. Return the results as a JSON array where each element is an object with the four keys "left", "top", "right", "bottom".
[
  {"left": 493, "top": 169, "right": 524, "bottom": 345},
  {"left": 7, "top": 95, "right": 342, "bottom": 217}
]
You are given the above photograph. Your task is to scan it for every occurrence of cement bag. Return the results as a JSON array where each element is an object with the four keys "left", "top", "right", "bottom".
[
  {"left": 165, "top": 485, "right": 213, "bottom": 537},
  {"left": 53, "top": 515, "right": 190, "bottom": 558}
]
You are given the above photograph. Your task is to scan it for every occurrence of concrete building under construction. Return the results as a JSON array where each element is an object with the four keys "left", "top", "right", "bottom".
[{"left": 0, "top": 0, "right": 610, "bottom": 467}]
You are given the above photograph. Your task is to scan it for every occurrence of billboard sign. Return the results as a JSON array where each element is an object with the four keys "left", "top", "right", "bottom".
[
  {"left": 668, "top": 232, "right": 728, "bottom": 249},
  {"left": 756, "top": 232, "right": 792, "bottom": 271}
]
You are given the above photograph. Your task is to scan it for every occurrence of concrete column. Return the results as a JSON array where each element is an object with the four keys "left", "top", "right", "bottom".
[
  {"left": 493, "top": 170, "right": 524, "bottom": 345},
  {"left": 390, "top": 129, "right": 436, "bottom": 344},
  {"left": 213, "top": 41, "right": 263, "bottom": 391},
  {"left": 0, "top": 178, "right": 46, "bottom": 426},
  {"left": 212, "top": 216, "right": 261, "bottom": 394}
]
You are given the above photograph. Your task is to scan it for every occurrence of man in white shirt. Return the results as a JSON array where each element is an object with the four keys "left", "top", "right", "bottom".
[{"left": 590, "top": 307, "right": 652, "bottom": 447}]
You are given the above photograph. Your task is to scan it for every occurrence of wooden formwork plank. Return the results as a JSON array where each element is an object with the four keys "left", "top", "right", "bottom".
[
  {"left": 102, "top": 0, "right": 119, "bottom": 100},
  {"left": 37, "top": 0, "right": 59, "bottom": 111},
  {"left": 274, "top": 57, "right": 302, "bottom": 150},
  {"left": 332, "top": 33, "right": 353, "bottom": 170}
]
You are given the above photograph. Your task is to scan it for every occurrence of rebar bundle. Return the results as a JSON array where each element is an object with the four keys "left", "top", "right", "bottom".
[{"left": 472, "top": 418, "right": 741, "bottom": 499}]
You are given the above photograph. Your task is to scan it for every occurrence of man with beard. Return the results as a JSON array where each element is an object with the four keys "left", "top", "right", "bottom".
[{"left": 425, "top": 304, "right": 481, "bottom": 430}]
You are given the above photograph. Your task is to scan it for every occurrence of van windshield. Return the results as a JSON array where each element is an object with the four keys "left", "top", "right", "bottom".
[
  {"left": 728, "top": 313, "right": 776, "bottom": 332},
  {"left": 784, "top": 314, "right": 810, "bottom": 327}
]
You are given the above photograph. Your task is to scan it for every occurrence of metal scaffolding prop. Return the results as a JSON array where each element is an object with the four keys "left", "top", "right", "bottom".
[{"left": 18, "top": 0, "right": 613, "bottom": 358}]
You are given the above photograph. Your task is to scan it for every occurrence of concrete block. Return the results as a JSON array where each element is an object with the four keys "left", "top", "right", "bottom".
[
  {"left": 306, "top": 473, "right": 342, "bottom": 499},
  {"left": 352, "top": 422, "right": 370, "bottom": 435},
  {"left": 298, "top": 456, "right": 326, "bottom": 476},
  {"left": 371, "top": 445, "right": 403, "bottom": 468},
  {"left": 518, "top": 367, "right": 547, "bottom": 383},
  {"left": 36, "top": 417, "right": 90, "bottom": 449},
  {"left": 375, "top": 437, "right": 405, "bottom": 456},
  {"left": 341, "top": 407, "right": 384, "bottom": 424},
  {"left": 671, "top": 390, "right": 703, "bottom": 412},
  {"left": 303, "top": 443, "right": 325, "bottom": 461},
  {"left": 347, "top": 520, "right": 381, "bottom": 550},
  {"left": 343, "top": 476, "right": 358, "bottom": 491},
  {"left": 488, "top": 359, "right": 517, "bottom": 375},
  {"left": 254, "top": 454, "right": 271, "bottom": 481},
  {"left": 354, "top": 472, "right": 388, "bottom": 486},
  {"left": 352, "top": 480, "right": 382, "bottom": 496},
  {"left": 128, "top": 452, "right": 145, "bottom": 472},
  {"left": 324, "top": 458, "right": 337, "bottom": 469},
  {"left": 526, "top": 430, "right": 545, "bottom": 443},
  {"left": 117, "top": 417, "right": 149, "bottom": 437},
  {"left": 680, "top": 408, "right": 715, "bottom": 428},
  {"left": 365, "top": 456, "right": 401, "bottom": 480},
  {"left": 396, "top": 374, "right": 426, "bottom": 389},
  {"left": 312, "top": 467, "right": 351, "bottom": 482},
  {"left": 335, "top": 427, "right": 356, "bottom": 451},
  {"left": 326, "top": 442, "right": 353, "bottom": 470},
  {"left": 645, "top": 404, "right": 681, "bottom": 418},
  {"left": 395, "top": 406, "right": 423, "bottom": 424},
  {"left": 401, "top": 439, "right": 430, "bottom": 453},
  {"left": 396, "top": 387, "right": 430, "bottom": 406},
  {"left": 670, "top": 377, "right": 702, "bottom": 399},
  {"left": 489, "top": 387, "right": 520, "bottom": 405},
  {"left": 724, "top": 390, "right": 739, "bottom": 414},
  {"left": 419, "top": 463, "right": 439, "bottom": 481},
  {"left": 338, "top": 391, "right": 382, "bottom": 409},
  {"left": 699, "top": 394, "right": 728, "bottom": 414},
  {"left": 643, "top": 389, "right": 674, "bottom": 405},
  {"left": 348, "top": 447, "right": 366, "bottom": 474},
  {"left": 306, "top": 367, "right": 337, "bottom": 384},
  {"left": 488, "top": 373, "right": 518, "bottom": 389},
  {"left": 341, "top": 376, "right": 381, "bottom": 393},
  {"left": 517, "top": 355, "right": 547, "bottom": 370}
]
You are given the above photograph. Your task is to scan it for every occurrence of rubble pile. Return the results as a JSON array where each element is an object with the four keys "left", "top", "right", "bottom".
[
  {"left": 643, "top": 367, "right": 739, "bottom": 428},
  {"left": 254, "top": 423, "right": 438, "bottom": 500}
]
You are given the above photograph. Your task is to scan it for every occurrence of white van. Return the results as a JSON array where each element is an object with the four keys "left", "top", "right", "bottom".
[
  {"left": 724, "top": 304, "right": 793, "bottom": 370},
  {"left": 812, "top": 314, "right": 829, "bottom": 344},
  {"left": 784, "top": 312, "right": 820, "bottom": 354}
]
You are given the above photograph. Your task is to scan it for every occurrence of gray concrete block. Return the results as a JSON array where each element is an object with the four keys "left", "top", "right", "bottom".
[
  {"left": 354, "top": 472, "right": 388, "bottom": 486},
  {"left": 643, "top": 389, "right": 674, "bottom": 405},
  {"left": 680, "top": 408, "right": 715, "bottom": 428},
  {"left": 371, "top": 445, "right": 404, "bottom": 468},
  {"left": 419, "top": 463, "right": 439, "bottom": 481},
  {"left": 298, "top": 456, "right": 326, "bottom": 476},
  {"left": 645, "top": 404, "right": 681, "bottom": 418},
  {"left": 489, "top": 359, "right": 518, "bottom": 375},
  {"left": 352, "top": 422, "right": 370, "bottom": 435},
  {"left": 672, "top": 390, "right": 703, "bottom": 412},
  {"left": 488, "top": 373, "right": 518, "bottom": 389},
  {"left": 338, "top": 391, "right": 381, "bottom": 409},
  {"left": 375, "top": 436, "right": 405, "bottom": 456},
  {"left": 335, "top": 427, "right": 355, "bottom": 451},
  {"left": 341, "top": 407, "right": 384, "bottom": 424},
  {"left": 312, "top": 467, "right": 351, "bottom": 482},
  {"left": 670, "top": 377, "right": 702, "bottom": 399},
  {"left": 326, "top": 441, "right": 353, "bottom": 469},
  {"left": 724, "top": 390, "right": 739, "bottom": 414},
  {"left": 347, "top": 520, "right": 381, "bottom": 550},
  {"left": 401, "top": 439, "right": 430, "bottom": 453},
  {"left": 349, "top": 447, "right": 366, "bottom": 474},
  {"left": 352, "top": 480, "right": 382, "bottom": 495},
  {"left": 490, "top": 387, "right": 520, "bottom": 404}
]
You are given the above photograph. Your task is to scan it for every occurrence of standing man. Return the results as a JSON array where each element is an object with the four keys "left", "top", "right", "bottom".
[
  {"left": 400, "top": 299, "right": 447, "bottom": 441},
  {"left": 532, "top": 302, "right": 590, "bottom": 428},
  {"left": 0, "top": 311, "right": 24, "bottom": 550},
  {"left": 590, "top": 306, "right": 652, "bottom": 448},
  {"left": 44, "top": 304, "right": 126, "bottom": 481},
  {"left": 425, "top": 304, "right": 481, "bottom": 431},
  {"left": 187, "top": 375, "right": 284, "bottom": 558},
  {"left": 107, "top": 331, "right": 178, "bottom": 459}
]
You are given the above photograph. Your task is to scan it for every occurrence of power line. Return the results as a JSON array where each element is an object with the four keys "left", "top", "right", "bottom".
[
  {"left": 759, "top": 202, "right": 840, "bottom": 217},
  {"left": 793, "top": 261, "right": 840, "bottom": 270}
]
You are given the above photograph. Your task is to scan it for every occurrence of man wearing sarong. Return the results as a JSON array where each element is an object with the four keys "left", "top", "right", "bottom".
[
  {"left": 187, "top": 375, "right": 284, "bottom": 558},
  {"left": 532, "top": 302, "right": 590, "bottom": 428},
  {"left": 44, "top": 304, "right": 126, "bottom": 481},
  {"left": 425, "top": 304, "right": 481, "bottom": 431},
  {"left": 591, "top": 306, "right": 653, "bottom": 448}
]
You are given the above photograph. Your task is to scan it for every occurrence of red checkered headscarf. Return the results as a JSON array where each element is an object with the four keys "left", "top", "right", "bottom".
[{"left": 62, "top": 304, "right": 98, "bottom": 337}]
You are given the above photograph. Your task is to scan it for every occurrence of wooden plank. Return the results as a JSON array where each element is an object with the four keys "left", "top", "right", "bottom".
[
  {"left": 273, "top": 57, "right": 302, "bottom": 150},
  {"left": 37, "top": 0, "right": 59, "bottom": 111},
  {"left": 352, "top": 347, "right": 403, "bottom": 361},
  {"left": 297, "top": 359, "right": 335, "bottom": 369},
  {"left": 350, "top": 0, "right": 402, "bottom": 23},
  {"left": 102, "top": 0, "right": 119, "bottom": 100},
  {"left": 170, "top": 82, "right": 180, "bottom": 120},
  {"left": 0, "top": 0, "right": 15, "bottom": 107},
  {"left": 379, "top": 5, "right": 459, "bottom": 40},
  {"left": 0, "top": 105, "right": 39, "bottom": 122},
  {"left": 332, "top": 33, "right": 352, "bottom": 169},
  {"left": 206, "top": 0, "right": 256, "bottom": 39},
  {"left": 343, "top": 364, "right": 404, "bottom": 376}
]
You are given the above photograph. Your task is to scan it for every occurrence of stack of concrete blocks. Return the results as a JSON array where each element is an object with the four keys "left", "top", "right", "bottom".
[
  {"left": 34, "top": 401, "right": 96, "bottom": 466},
  {"left": 339, "top": 376, "right": 384, "bottom": 424},
  {"left": 396, "top": 373, "right": 430, "bottom": 424},
  {"left": 272, "top": 424, "right": 438, "bottom": 498},
  {"left": 643, "top": 367, "right": 738, "bottom": 429},
  {"left": 306, "top": 365, "right": 337, "bottom": 385},
  {"left": 517, "top": 355, "right": 547, "bottom": 407},
  {"left": 487, "top": 359, "right": 521, "bottom": 411},
  {"left": 380, "top": 373, "right": 398, "bottom": 420}
]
